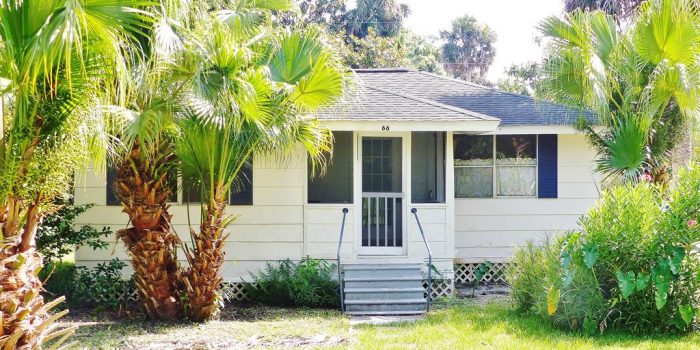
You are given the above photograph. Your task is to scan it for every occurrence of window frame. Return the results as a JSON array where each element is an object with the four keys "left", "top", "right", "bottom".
[
  {"left": 454, "top": 134, "right": 539, "bottom": 199},
  {"left": 306, "top": 131, "right": 355, "bottom": 205}
]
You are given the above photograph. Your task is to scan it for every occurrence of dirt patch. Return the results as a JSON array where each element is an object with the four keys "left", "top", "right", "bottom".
[{"left": 454, "top": 284, "right": 510, "bottom": 305}]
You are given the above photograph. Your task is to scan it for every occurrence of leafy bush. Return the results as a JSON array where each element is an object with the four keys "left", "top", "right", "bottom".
[
  {"left": 72, "top": 259, "right": 135, "bottom": 310},
  {"left": 246, "top": 257, "right": 339, "bottom": 308},
  {"left": 37, "top": 200, "right": 111, "bottom": 263},
  {"left": 40, "top": 261, "right": 78, "bottom": 302},
  {"left": 507, "top": 166, "right": 700, "bottom": 334}
]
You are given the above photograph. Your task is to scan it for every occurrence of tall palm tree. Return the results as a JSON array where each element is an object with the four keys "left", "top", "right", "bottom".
[
  {"left": 538, "top": 0, "right": 700, "bottom": 184},
  {"left": 175, "top": 2, "right": 347, "bottom": 321},
  {"left": 110, "top": 1, "right": 193, "bottom": 321},
  {"left": 0, "top": 0, "right": 149, "bottom": 347}
]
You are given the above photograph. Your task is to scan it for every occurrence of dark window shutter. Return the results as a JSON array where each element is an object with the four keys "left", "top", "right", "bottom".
[
  {"left": 538, "top": 134, "right": 558, "bottom": 198},
  {"left": 229, "top": 163, "right": 253, "bottom": 205},
  {"left": 106, "top": 161, "right": 120, "bottom": 206}
]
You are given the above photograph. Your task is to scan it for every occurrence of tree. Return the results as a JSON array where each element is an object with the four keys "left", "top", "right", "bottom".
[
  {"left": 346, "top": 0, "right": 410, "bottom": 38},
  {"left": 441, "top": 15, "right": 497, "bottom": 83},
  {"left": 174, "top": 6, "right": 347, "bottom": 321},
  {"left": 298, "top": 0, "right": 348, "bottom": 32},
  {"left": 109, "top": 1, "right": 194, "bottom": 320},
  {"left": 538, "top": 0, "right": 700, "bottom": 183},
  {"left": 564, "top": 0, "right": 643, "bottom": 21},
  {"left": 0, "top": 0, "right": 148, "bottom": 348},
  {"left": 497, "top": 62, "right": 540, "bottom": 96},
  {"left": 405, "top": 32, "right": 446, "bottom": 75},
  {"left": 343, "top": 28, "right": 408, "bottom": 68}
]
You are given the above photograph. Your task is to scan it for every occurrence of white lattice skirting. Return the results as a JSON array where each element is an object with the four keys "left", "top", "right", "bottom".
[
  {"left": 453, "top": 262, "right": 509, "bottom": 284},
  {"left": 127, "top": 280, "right": 453, "bottom": 302}
]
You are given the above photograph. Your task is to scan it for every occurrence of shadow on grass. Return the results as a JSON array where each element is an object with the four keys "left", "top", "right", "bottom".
[{"left": 65, "top": 303, "right": 346, "bottom": 349}]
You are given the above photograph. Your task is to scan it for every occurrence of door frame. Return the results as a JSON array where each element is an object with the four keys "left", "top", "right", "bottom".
[{"left": 354, "top": 131, "right": 410, "bottom": 256}]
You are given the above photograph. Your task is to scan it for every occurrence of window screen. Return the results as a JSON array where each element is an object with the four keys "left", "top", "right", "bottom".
[
  {"left": 411, "top": 132, "right": 445, "bottom": 203},
  {"left": 308, "top": 131, "right": 353, "bottom": 204}
]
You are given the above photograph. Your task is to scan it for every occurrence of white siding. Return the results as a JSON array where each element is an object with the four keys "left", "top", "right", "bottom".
[
  {"left": 454, "top": 134, "right": 600, "bottom": 263},
  {"left": 74, "top": 152, "right": 308, "bottom": 282},
  {"left": 74, "top": 132, "right": 596, "bottom": 277}
]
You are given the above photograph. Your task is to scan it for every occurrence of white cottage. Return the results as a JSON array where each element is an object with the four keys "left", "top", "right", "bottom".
[{"left": 74, "top": 69, "right": 600, "bottom": 313}]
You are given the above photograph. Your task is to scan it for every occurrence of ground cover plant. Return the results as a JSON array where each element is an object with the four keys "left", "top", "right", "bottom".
[
  {"left": 507, "top": 166, "right": 700, "bottom": 334},
  {"left": 246, "top": 257, "right": 339, "bottom": 308}
]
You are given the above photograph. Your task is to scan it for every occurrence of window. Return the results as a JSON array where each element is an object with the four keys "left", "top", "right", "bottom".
[
  {"left": 454, "top": 134, "right": 538, "bottom": 198},
  {"left": 454, "top": 135, "right": 493, "bottom": 198},
  {"left": 411, "top": 132, "right": 445, "bottom": 203},
  {"left": 308, "top": 131, "right": 353, "bottom": 204},
  {"left": 106, "top": 160, "right": 177, "bottom": 206},
  {"left": 183, "top": 162, "right": 253, "bottom": 205}
]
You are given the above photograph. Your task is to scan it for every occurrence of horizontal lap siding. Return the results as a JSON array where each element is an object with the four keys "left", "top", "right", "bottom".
[
  {"left": 455, "top": 134, "right": 600, "bottom": 263},
  {"left": 74, "top": 153, "right": 308, "bottom": 281}
]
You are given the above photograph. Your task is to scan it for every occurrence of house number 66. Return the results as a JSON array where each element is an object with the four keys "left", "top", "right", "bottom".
[{"left": 381, "top": 125, "right": 390, "bottom": 131}]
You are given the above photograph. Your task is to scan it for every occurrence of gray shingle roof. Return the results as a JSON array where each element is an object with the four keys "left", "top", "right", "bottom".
[
  {"left": 322, "top": 68, "right": 591, "bottom": 126},
  {"left": 317, "top": 84, "right": 499, "bottom": 121}
]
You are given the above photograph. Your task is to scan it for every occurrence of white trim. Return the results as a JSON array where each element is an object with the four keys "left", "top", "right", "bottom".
[
  {"left": 322, "top": 119, "right": 499, "bottom": 132},
  {"left": 484, "top": 125, "right": 579, "bottom": 135}
]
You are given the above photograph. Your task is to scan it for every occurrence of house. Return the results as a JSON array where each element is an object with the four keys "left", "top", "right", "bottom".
[{"left": 73, "top": 68, "right": 600, "bottom": 313}]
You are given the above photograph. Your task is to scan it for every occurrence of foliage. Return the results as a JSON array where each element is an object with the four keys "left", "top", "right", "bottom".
[
  {"left": 507, "top": 165, "right": 700, "bottom": 333},
  {"left": 246, "top": 257, "right": 339, "bottom": 308},
  {"left": 174, "top": 1, "right": 347, "bottom": 321},
  {"left": 39, "top": 261, "right": 78, "bottom": 303},
  {"left": 440, "top": 15, "right": 497, "bottom": 82},
  {"left": 497, "top": 62, "right": 541, "bottom": 96},
  {"left": 343, "top": 28, "right": 408, "bottom": 68},
  {"left": 404, "top": 33, "right": 447, "bottom": 75},
  {"left": 0, "top": 0, "right": 149, "bottom": 347},
  {"left": 471, "top": 261, "right": 494, "bottom": 297},
  {"left": 72, "top": 259, "right": 135, "bottom": 311},
  {"left": 538, "top": 0, "right": 700, "bottom": 183},
  {"left": 345, "top": 0, "right": 410, "bottom": 38},
  {"left": 564, "top": 0, "right": 643, "bottom": 21},
  {"left": 36, "top": 200, "right": 111, "bottom": 263}
]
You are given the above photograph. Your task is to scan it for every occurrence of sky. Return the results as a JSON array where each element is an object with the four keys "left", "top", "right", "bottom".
[{"left": 348, "top": 0, "right": 565, "bottom": 82}]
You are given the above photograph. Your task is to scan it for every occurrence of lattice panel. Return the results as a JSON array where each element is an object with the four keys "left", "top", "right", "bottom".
[
  {"left": 221, "top": 282, "right": 251, "bottom": 301},
  {"left": 423, "top": 279, "right": 454, "bottom": 299},
  {"left": 126, "top": 282, "right": 251, "bottom": 302},
  {"left": 454, "top": 263, "right": 508, "bottom": 284}
]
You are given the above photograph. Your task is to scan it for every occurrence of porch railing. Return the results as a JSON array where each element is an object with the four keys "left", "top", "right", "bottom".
[
  {"left": 362, "top": 192, "right": 403, "bottom": 247},
  {"left": 337, "top": 207, "right": 349, "bottom": 312},
  {"left": 411, "top": 208, "right": 433, "bottom": 312}
]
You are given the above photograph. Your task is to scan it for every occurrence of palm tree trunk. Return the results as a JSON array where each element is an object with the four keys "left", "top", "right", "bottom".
[
  {"left": 0, "top": 198, "right": 74, "bottom": 349},
  {"left": 114, "top": 142, "right": 181, "bottom": 320},
  {"left": 182, "top": 194, "right": 228, "bottom": 322}
]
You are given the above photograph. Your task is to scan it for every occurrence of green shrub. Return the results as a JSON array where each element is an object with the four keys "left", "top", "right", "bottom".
[
  {"left": 72, "top": 259, "right": 135, "bottom": 311},
  {"left": 507, "top": 166, "right": 700, "bottom": 334},
  {"left": 37, "top": 199, "right": 111, "bottom": 263},
  {"left": 40, "top": 261, "right": 78, "bottom": 302},
  {"left": 246, "top": 257, "right": 339, "bottom": 308}
]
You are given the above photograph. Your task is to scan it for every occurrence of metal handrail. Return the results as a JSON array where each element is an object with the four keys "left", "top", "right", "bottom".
[
  {"left": 337, "top": 208, "right": 349, "bottom": 312},
  {"left": 411, "top": 208, "right": 433, "bottom": 312}
]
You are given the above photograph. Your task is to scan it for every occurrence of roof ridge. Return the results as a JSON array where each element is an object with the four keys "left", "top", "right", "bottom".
[
  {"left": 367, "top": 85, "right": 500, "bottom": 122},
  {"left": 414, "top": 71, "right": 580, "bottom": 109}
]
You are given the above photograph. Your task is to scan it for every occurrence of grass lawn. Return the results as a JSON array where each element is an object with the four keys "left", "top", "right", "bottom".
[{"left": 66, "top": 297, "right": 700, "bottom": 349}]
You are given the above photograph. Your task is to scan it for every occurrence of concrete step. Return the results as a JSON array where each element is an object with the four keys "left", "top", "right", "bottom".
[
  {"left": 345, "top": 310, "right": 426, "bottom": 316},
  {"left": 344, "top": 287, "right": 425, "bottom": 300},
  {"left": 343, "top": 276, "right": 424, "bottom": 289},
  {"left": 345, "top": 299, "right": 427, "bottom": 313},
  {"left": 343, "top": 267, "right": 422, "bottom": 279},
  {"left": 342, "top": 264, "right": 423, "bottom": 270}
]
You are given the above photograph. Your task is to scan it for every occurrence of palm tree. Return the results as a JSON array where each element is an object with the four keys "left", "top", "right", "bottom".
[
  {"left": 110, "top": 1, "right": 193, "bottom": 321},
  {"left": 0, "top": 0, "right": 149, "bottom": 347},
  {"left": 537, "top": 0, "right": 700, "bottom": 184},
  {"left": 175, "top": 3, "right": 347, "bottom": 321}
]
